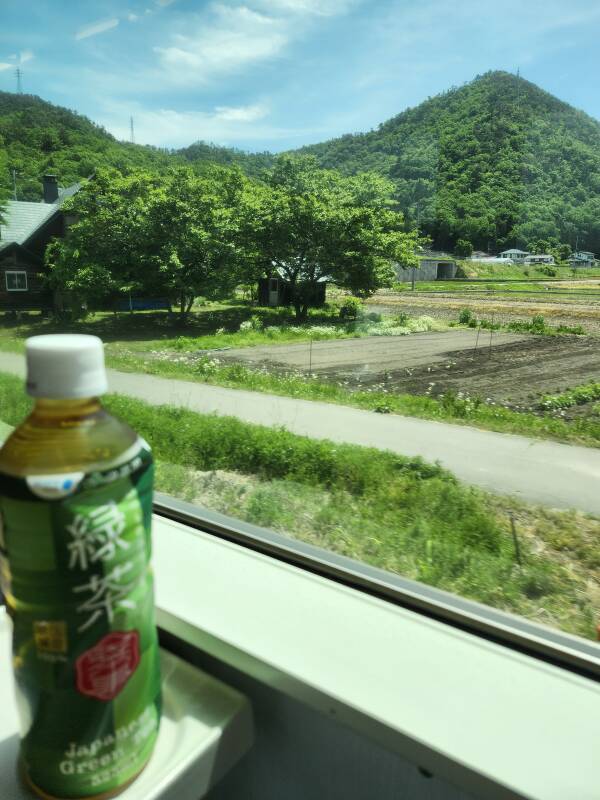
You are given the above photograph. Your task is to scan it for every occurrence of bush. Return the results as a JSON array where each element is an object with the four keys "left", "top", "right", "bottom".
[
  {"left": 538, "top": 265, "right": 557, "bottom": 277},
  {"left": 454, "top": 238, "right": 473, "bottom": 258},
  {"left": 338, "top": 296, "right": 363, "bottom": 320},
  {"left": 458, "top": 308, "right": 474, "bottom": 325},
  {"left": 531, "top": 314, "right": 546, "bottom": 333}
]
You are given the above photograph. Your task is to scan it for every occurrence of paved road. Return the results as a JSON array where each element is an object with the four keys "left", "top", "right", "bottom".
[
  {"left": 1, "top": 350, "right": 599, "bottom": 514},
  {"left": 216, "top": 329, "right": 527, "bottom": 373}
]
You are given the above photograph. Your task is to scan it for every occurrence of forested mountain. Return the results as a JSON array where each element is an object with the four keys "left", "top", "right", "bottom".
[
  {"left": 177, "top": 141, "right": 273, "bottom": 178},
  {"left": 2, "top": 71, "right": 600, "bottom": 251},
  {"left": 297, "top": 71, "right": 600, "bottom": 252},
  {"left": 0, "top": 92, "right": 181, "bottom": 200}
]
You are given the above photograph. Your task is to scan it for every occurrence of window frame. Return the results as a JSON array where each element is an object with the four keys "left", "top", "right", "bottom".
[
  {"left": 153, "top": 492, "right": 600, "bottom": 682},
  {"left": 5, "top": 270, "right": 28, "bottom": 292}
]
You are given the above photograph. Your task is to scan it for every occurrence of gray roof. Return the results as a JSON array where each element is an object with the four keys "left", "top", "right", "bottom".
[{"left": 0, "top": 182, "right": 81, "bottom": 252}]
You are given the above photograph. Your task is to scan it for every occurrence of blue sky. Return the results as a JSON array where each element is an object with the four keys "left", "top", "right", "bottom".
[{"left": 1, "top": 0, "right": 600, "bottom": 151}]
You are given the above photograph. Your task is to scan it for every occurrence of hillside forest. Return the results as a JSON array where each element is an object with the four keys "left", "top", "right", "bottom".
[{"left": 1, "top": 71, "right": 600, "bottom": 258}]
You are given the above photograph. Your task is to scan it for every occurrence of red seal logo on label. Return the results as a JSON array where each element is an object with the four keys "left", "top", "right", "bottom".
[{"left": 75, "top": 631, "right": 140, "bottom": 701}]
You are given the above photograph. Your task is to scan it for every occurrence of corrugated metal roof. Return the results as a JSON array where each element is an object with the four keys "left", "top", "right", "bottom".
[
  {"left": 0, "top": 201, "right": 58, "bottom": 245},
  {"left": 0, "top": 183, "right": 81, "bottom": 248}
]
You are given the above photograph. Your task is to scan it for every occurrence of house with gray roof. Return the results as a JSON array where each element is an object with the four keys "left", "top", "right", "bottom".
[
  {"left": 569, "top": 250, "right": 596, "bottom": 268},
  {"left": 0, "top": 175, "right": 81, "bottom": 311},
  {"left": 498, "top": 248, "right": 530, "bottom": 263}
]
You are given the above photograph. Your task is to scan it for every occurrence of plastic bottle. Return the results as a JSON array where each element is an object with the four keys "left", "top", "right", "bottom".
[{"left": 0, "top": 334, "right": 161, "bottom": 799}]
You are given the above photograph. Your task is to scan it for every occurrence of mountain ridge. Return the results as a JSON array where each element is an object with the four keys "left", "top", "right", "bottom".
[{"left": 1, "top": 71, "right": 600, "bottom": 251}]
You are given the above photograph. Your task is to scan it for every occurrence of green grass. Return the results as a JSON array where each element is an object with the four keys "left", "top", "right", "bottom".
[
  {"left": 457, "top": 261, "right": 600, "bottom": 280},
  {"left": 0, "top": 304, "right": 447, "bottom": 357},
  {"left": 0, "top": 369, "right": 596, "bottom": 639}
]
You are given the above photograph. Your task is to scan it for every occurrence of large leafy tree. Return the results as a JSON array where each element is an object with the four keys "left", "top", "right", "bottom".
[
  {"left": 47, "top": 166, "right": 251, "bottom": 322},
  {"left": 251, "top": 156, "right": 418, "bottom": 319},
  {"left": 143, "top": 166, "right": 249, "bottom": 321},
  {"left": 45, "top": 169, "right": 162, "bottom": 310}
]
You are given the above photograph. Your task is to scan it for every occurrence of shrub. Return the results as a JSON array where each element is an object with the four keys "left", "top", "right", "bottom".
[
  {"left": 454, "top": 238, "right": 473, "bottom": 258},
  {"left": 458, "top": 308, "right": 474, "bottom": 325},
  {"left": 531, "top": 314, "right": 546, "bottom": 333},
  {"left": 338, "top": 296, "right": 363, "bottom": 320}
]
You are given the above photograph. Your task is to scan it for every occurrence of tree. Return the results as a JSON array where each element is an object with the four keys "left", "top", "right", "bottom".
[
  {"left": 251, "top": 156, "right": 418, "bottom": 320},
  {"left": 46, "top": 169, "right": 162, "bottom": 311},
  {"left": 46, "top": 166, "right": 250, "bottom": 322},
  {"left": 454, "top": 238, "right": 473, "bottom": 258},
  {"left": 144, "top": 166, "right": 250, "bottom": 322}
]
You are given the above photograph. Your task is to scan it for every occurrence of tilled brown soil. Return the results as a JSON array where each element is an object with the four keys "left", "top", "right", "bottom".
[
  {"left": 219, "top": 330, "right": 600, "bottom": 410},
  {"left": 355, "top": 335, "right": 600, "bottom": 408}
]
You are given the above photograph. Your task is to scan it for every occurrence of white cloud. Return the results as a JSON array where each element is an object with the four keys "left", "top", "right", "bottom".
[
  {"left": 214, "top": 103, "right": 269, "bottom": 121},
  {"left": 127, "top": 13, "right": 139, "bottom": 22},
  {"left": 0, "top": 63, "right": 12, "bottom": 71},
  {"left": 98, "top": 102, "right": 303, "bottom": 148},
  {"left": 155, "top": 5, "right": 287, "bottom": 82},
  {"left": 75, "top": 17, "right": 120, "bottom": 41},
  {"left": 19, "top": 49, "right": 34, "bottom": 64},
  {"left": 254, "top": 0, "right": 356, "bottom": 16}
]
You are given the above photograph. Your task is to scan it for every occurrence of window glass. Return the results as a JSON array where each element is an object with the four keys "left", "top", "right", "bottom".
[
  {"left": 0, "top": 1, "right": 599, "bottom": 643},
  {"left": 5, "top": 272, "right": 27, "bottom": 291}
]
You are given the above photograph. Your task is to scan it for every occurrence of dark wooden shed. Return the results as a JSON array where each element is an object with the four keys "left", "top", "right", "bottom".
[{"left": 258, "top": 275, "right": 327, "bottom": 308}]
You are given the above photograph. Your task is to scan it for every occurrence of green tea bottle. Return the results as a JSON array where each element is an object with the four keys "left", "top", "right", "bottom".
[{"left": 0, "top": 334, "right": 161, "bottom": 800}]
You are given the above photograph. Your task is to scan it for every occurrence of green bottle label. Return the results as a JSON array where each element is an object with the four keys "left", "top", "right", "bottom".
[{"left": 0, "top": 440, "right": 161, "bottom": 799}]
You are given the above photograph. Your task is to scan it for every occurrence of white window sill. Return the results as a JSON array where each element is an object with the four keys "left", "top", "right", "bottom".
[
  {"left": 153, "top": 512, "right": 600, "bottom": 800},
  {"left": 0, "top": 608, "right": 252, "bottom": 800}
]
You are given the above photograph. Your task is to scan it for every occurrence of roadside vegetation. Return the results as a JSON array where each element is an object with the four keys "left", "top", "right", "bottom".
[
  {"left": 454, "top": 309, "right": 586, "bottom": 336},
  {"left": 0, "top": 369, "right": 596, "bottom": 640},
  {"left": 0, "top": 304, "right": 598, "bottom": 447}
]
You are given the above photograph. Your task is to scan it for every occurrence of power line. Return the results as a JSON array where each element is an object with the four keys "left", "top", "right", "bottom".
[{"left": 15, "top": 68, "right": 23, "bottom": 94}]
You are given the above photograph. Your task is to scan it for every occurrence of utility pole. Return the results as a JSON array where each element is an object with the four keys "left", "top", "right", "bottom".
[
  {"left": 12, "top": 169, "right": 17, "bottom": 200},
  {"left": 130, "top": 116, "right": 135, "bottom": 144},
  {"left": 15, "top": 68, "right": 23, "bottom": 94}
]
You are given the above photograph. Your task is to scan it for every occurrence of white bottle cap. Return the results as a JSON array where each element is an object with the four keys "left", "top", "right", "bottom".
[{"left": 26, "top": 334, "right": 108, "bottom": 398}]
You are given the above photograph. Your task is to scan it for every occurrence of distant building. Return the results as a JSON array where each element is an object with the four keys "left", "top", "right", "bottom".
[
  {"left": 569, "top": 251, "right": 596, "bottom": 268},
  {"left": 498, "top": 249, "right": 530, "bottom": 263},
  {"left": 524, "top": 254, "right": 555, "bottom": 266},
  {"left": 396, "top": 259, "right": 457, "bottom": 283},
  {"left": 0, "top": 175, "right": 80, "bottom": 312}
]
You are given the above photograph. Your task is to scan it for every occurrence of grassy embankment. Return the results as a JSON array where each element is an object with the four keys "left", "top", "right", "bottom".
[
  {"left": 0, "top": 369, "right": 597, "bottom": 640},
  {"left": 0, "top": 307, "right": 599, "bottom": 447}
]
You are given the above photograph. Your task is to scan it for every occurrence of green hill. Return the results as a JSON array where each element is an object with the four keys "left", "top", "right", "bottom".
[
  {"left": 297, "top": 71, "right": 600, "bottom": 252},
  {"left": 0, "top": 92, "right": 179, "bottom": 200},
  {"left": 2, "top": 72, "right": 600, "bottom": 252}
]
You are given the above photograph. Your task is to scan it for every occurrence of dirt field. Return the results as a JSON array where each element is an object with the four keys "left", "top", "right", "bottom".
[
  {"left": 219, "top": 330, "right": 600, "bottom": 409},
  {"left": 368, "top": 290, "right": 600, "bottom": 333}
]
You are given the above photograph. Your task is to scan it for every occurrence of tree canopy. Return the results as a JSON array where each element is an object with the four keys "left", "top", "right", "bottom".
[
  {"left": 251, "top": 156, "right": 418, "bottom": 319},
  {"left": 45, "top": 158, "right": 417, "bottom": 320},
  {"left": 46, "top": 166, "right": 253, "bottom": 321}
]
